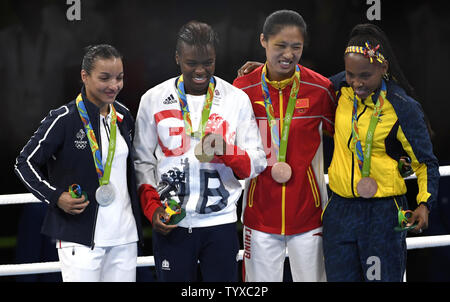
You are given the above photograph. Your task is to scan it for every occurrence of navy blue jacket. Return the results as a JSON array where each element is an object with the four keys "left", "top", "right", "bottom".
[{"left": 15, "top": 89, "right": 143, "bottom": 247}]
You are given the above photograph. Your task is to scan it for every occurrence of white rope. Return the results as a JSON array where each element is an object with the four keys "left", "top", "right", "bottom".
[
  {"left": 1, "top": 235, "right": 449, "bottom": 276},
  {"left": 0, "top": 193, "right": 41, "bottom": 205},
  {"left": 0, "top": 165, "right": 448, "bottom": 276},
  {"left": 405, "top": 234, "right": 450, "bottom": 250},
  {"left": 2, "top": 165, "right": 449, "bottom": 206},
  {"left": 0, "top": 256, "right": 155, "bottom": 276}
]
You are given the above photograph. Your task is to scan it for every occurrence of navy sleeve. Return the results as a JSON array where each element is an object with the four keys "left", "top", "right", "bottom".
[
  {"left": 328, "top": 71, "right": 346, "bottom": 92},
  {"left": 392, "top": 91, "right": 440, "bottom": 210},
  {"left": 14, "top": 106, "right": 69, "bottom": 205}
]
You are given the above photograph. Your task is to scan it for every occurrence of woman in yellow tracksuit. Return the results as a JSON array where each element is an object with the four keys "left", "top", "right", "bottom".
[{"left": 323, "top": 24, "right": 440, "bottom": 281}]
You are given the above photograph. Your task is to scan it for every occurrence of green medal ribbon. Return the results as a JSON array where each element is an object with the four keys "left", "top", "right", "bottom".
[
  {"left": 261, "top": 64, "right": 300, "bottom": 162},
  {"left": 76, "top": 94, "right": 117, "bottom": 186},
  {"left": 351, "top": 80, "right": 386, "bottom": 177},
  {"left": 175, "top": 75, "right": 216, "bottom": 139}
]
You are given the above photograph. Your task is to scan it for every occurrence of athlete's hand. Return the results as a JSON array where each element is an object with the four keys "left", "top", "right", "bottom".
[
  {"left": 152, "top": 206, "right": 177, "bottom": 235},
  {"left": 237, "top": 61, "right": 264, "bottom": 77},
  {"left": 57, "top": 191, "right": 89, "bottom": 215},
  {"left": 407, "top": 203, "right": 429, "bottom": 234}
]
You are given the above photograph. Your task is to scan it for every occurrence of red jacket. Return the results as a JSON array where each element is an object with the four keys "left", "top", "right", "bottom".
[{"left": 233, "top": 65, "right": 336, "bottom": 235}]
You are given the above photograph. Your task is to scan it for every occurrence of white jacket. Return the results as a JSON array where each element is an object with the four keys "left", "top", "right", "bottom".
[{"left": 133, "top": 76, "right": 267, "bottom": 229}]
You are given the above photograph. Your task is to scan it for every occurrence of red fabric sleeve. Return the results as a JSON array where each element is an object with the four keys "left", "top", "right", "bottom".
[
  {"left": 138, "top": 184, "right": 163, "bottom": 224},
  {"left": 215, "top": 143, "right": 251, "bottom": 179}
]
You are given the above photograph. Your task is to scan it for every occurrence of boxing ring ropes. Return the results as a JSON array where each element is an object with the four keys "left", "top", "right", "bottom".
[{"left": 0, "top": 166, "right": 449, "bottom": 278}]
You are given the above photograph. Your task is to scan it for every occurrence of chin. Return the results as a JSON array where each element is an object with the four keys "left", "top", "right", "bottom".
[
  {"left": 103, "top": 95, "right": 117, "bottom": 103},
  {"left": 277, "top": 67, "right": 295, "bottom": 77}
]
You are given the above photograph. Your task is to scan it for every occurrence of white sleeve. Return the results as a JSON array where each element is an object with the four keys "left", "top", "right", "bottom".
[
  {"left": 235, "top": 90, "right": 267, "bottom": 178},
  {"left": 132, "top": 92, "right": 159, "bottom": 189}
]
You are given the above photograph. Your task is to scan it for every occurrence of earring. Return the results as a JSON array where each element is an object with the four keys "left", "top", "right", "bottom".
[{"left": 383, "top": 72, "right": 390, "bottom": 81}]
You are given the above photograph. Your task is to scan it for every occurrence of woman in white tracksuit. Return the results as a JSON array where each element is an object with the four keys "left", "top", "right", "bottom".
[{"left": 133, "top": 21, "right": 267, "bottom": 281}]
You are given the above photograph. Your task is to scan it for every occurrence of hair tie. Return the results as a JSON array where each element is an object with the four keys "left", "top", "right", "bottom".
[{"left": 345, "top": 41, "right": 386, "bottom": 64}]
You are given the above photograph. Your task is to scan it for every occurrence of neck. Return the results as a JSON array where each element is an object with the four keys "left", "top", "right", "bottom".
[
  {"left": 266, "top": 66, "right": 295, "bottom": 82},
  {"left": 99, "top": 105, "right": 110, "bottom": 117},
  {"left": 185, "top": 86, "right": 207, "bottom": 96}
]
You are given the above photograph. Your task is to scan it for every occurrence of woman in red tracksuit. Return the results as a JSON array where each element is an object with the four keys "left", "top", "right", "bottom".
[{"left": 233, "top": 10, "right": 336, "bottom": 281}]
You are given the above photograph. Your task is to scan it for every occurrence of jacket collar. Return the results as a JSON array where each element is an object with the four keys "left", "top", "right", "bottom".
[
  {"left": 81, "top": 86, "right": 100, "bottom": 113},
  {"left": 358, "top": 86, "right": 382, "bottom": 107},
  {"left": 80, "top": 86, "right": 122, "bottom": 124},
  {"left": 262, "top": 64, "right": 298, "bottom": 90}
]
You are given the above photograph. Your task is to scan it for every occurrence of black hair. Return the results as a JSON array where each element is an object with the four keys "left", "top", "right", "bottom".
[
  {"left": 81, "top": 44, "right": 123, "bottom": 75},
  {"left": 346, "top": 23, "right": 415, "bottom": 99},
  {"left": 262, "top": 10, "right": 307, "bottom": 41},
  {"left": 347, "top": 23, "right": 434, "bottom": 137},
  {"left": 175, "top": 21, "right": 219, "bottom": 55}
]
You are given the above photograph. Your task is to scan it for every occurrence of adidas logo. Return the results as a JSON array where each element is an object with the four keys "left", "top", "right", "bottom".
[
  {"left": 162, "top": 259, "right": 171, "bottom": 271},
  {"left": 163, "top": 94, "right": 177, "bottom": 104}
]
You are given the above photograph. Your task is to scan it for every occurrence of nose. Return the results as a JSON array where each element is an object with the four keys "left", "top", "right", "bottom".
[
  {"left": 194, "top": 65, "right": 206, "bottom": 75},
  {"left": 109, "top": 79, "right": 122, "bottom": 92},
  {"left": 283, "top": 50, "right": 295, "bottom": 61},
  {"left": 352, "top": 78, "right": 363, "bottom": 88}
]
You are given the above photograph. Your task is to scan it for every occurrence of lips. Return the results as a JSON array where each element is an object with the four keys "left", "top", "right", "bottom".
[
  {"left": 192, "top": 76, "right": 208, "bottom": 85},
  {"left": 104, "top": 91, "right": 118, "bottom": 99},
  {"left": 354, "top": 87, "right": 369, "bottom": 98},
  {"left": 279, "top": 60, "right": 293, "bottom": 69}
]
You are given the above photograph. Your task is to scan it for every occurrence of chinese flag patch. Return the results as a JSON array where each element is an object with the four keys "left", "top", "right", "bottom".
[{"left": 296, "top": 98, "right": 309, "bottom": 109}]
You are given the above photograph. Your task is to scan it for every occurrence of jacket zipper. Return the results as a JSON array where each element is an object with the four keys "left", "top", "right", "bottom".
[
  {"left": 278, "top": 88, "right": 286, "bottom": 235},
  {"left": 90, "top": 114, "right": 102, "bottom": 249},
  {"left": 351, "top": 153, "right": 356, "bottom": 197},
  {"left": 350, "top": 105, "right": 368, "bottom": 197},
  {"left": 90, "top": 203, "right": 99, "bottom": 249}
]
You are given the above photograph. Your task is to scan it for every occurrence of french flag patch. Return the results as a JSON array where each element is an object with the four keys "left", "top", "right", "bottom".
[{"left": 117, "top": 112, "right": 124, "bottom": 122}]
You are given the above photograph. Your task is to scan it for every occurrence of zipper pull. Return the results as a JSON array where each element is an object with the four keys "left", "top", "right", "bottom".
[{"left": 188, "top": 226, "right": 192, "bottom": 234}]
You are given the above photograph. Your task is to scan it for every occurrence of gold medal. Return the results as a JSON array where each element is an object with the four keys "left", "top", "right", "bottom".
[
  {"left": 194, "top": 133, "right": 225, "bottom": 163},
  {"left": 194, "top": 141, "right": 214, "bottom": 163}
]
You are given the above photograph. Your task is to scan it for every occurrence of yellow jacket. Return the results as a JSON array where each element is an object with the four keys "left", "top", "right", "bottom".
[{"left": 328, "top": 72, "right": 439, "bottom": 209}]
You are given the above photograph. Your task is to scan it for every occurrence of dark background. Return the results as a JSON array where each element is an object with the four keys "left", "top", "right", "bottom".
[{"left": 0, "top": 0, "right": 449, "bottom": 282}]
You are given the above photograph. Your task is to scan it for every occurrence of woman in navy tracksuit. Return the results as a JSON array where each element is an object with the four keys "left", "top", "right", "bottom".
[{"left": 15, "top": 45, "right": 143, "bottom": 281}]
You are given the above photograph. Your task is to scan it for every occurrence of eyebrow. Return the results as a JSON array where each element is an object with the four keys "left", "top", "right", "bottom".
[
  {"left": 98, "top": 72, "right": 124, "bottom": 76},
  {"left": 186, "top": 59, "right": 214, "bottom": 64},
  {"left": 275, "top": 41, "right": 303, "bottom": 46}
]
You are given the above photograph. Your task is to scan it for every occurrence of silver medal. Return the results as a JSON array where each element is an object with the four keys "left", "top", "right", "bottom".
[{"left": 95, "top": 183, "right": 116, "bottom": 206}]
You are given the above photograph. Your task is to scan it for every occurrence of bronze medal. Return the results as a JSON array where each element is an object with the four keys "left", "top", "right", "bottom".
[
  {"left": 271, "top": 162, "right": 292, "bottom": 184},
  {"left": 356, "top": 177, "right": 378, "bottom": 198}
]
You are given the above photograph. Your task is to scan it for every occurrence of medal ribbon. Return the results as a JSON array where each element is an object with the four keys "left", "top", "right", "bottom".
[
  {"left": 261, "top": 64, "right": 300, "bottom": 162},
  {"left": 351, "top": 80, "right": 386, "bottom": 177},
  {"left": 176, "top": 75, "right": 215, "bottom": 139},
  {"left": 76, "top": 94, "right": 117, "bottom": 186}
]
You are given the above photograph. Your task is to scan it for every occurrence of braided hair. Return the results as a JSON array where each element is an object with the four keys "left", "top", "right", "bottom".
[
  {"left": 175, "top": 21, "right": 219, "bottom": 56},
  {"left": 347, "top": 23, "right": 433, "bottom": 136}
]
